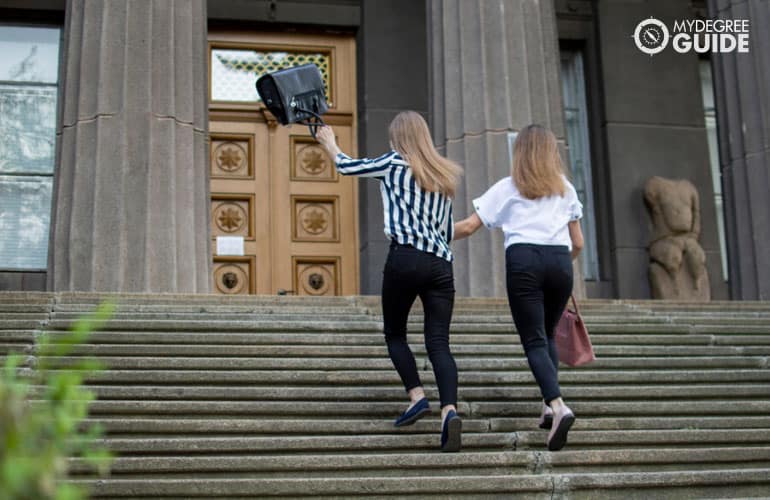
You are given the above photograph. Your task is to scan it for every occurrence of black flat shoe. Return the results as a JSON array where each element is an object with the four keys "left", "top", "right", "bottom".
[
  {"left": 394, "top": 397, "right": 431, "bottom": 427},
  {"left": 441, "top": 410, "right": 462, "bottom": 452}
]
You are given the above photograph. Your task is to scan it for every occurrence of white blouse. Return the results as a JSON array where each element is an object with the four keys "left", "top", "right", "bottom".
[{"left": 473, "top": 176, "right": 583, "bottom": 250}]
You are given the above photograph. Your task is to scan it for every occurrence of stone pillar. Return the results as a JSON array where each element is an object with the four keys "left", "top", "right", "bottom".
[
  {"left": 48, "top": 0, "right": 211, "bottom": 293},
  {"left": 357, "top": 0, "right": 430, "bottom": 295},
  {"left": 430, "top": 0, "right": 583, "bottom": 297},
  {"left": 708, "top": 0, "right": 770, "bottom": 300}
]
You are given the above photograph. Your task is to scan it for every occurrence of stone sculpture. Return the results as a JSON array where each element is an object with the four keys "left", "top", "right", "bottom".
[{"left": 643, "top": 176, "right": 710, "bottom": 301}]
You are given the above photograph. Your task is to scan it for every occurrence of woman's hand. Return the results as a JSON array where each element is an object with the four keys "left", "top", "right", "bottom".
[
  {"left": 316, "top": 126, "right": 342, "bottom": 157},
  {"left": 453, "top": 213, "right": 483, "bottom": 240}
]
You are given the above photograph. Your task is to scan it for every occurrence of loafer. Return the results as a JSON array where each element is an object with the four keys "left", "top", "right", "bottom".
[
  {"left": 394, "top": 398, "right": 431, "bottom": 427},
  {"left": 440, "top": 409, "right": 462, "bottom": 452},
  {"left": 538, "top": 404, "right": 554, "bottom": 430},
  {"left": 547, "top": 407, "right": 575, "bottom": 451}
]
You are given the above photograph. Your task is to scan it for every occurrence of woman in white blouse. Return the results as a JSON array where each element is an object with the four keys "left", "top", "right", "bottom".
[{"left": 453, "top": 124, "right": 584, "bottom": 451}]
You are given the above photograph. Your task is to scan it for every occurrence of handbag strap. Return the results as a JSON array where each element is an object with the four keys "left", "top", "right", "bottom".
[{"left": 570, "top": 294, "right": 581, "bottom": 316}]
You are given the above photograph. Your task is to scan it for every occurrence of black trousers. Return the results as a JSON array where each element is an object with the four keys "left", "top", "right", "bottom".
[
  {"left": 381, "top": 242, "right": 458, "bottom": 408},
  {"left": 505, "top": 243, "right": 573, "bottom": 404}
]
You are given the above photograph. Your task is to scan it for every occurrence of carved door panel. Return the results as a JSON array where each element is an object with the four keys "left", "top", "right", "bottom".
[
  {"left": 208, "top": 31, "right": 358, "bottom": 295},
  {"left": 270, "top": 123, "right": 358, "bottom": 296}
]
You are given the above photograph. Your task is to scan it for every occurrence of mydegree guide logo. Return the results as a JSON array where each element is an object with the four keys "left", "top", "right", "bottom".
[{"left": 633, "top": 17, "right": 750, "bottom": 56}]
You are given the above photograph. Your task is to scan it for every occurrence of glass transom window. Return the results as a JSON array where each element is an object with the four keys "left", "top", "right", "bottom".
[{"left": 210, "top": 48, "right": 331, "bottom": 104}]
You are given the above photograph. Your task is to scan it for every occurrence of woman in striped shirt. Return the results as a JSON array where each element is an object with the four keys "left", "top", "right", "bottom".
[{"left": 316, "top": 111, "right": 464, "bottom": 452}]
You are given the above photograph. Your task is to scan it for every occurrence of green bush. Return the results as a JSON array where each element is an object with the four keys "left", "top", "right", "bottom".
[{"left": 0, "top": 301, "right": 116, "bottom": 500}]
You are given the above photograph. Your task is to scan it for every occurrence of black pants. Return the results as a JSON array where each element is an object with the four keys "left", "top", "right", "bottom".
[
  {"left": 382, "top": 242, "right": 458, "bottom": 408},
  {"left": 505, "top": 243, "right": 573, "bottom": 404}
]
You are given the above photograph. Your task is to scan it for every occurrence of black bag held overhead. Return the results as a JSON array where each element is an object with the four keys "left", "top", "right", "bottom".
[{"left": 255, "top": 63, "right": 328, "bottom": 138}]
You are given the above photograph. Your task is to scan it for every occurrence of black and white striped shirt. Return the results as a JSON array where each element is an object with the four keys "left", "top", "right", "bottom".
[{"left": 335, "top": 151, "right": 455, "bottom": 261}]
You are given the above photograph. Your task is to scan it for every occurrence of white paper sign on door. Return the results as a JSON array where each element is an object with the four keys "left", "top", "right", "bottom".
[{"left": 216, "top": 236, "right": 244, "bottom": 256}]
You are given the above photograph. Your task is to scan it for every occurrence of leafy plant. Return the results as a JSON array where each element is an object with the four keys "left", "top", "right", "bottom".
[{"left": 0, "top": 301, "right": 116, "bottom": 500}]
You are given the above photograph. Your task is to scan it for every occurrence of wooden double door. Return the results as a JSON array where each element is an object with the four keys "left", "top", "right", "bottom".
[{"left": 208, "top": 32, "right": 358, "bottom": 295}]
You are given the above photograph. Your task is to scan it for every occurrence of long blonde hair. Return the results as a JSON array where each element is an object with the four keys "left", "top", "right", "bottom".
[
  {"left": 512, "top": 124, "right": 566, "bottom": 199},
  {"left": 388, "top": 111, "right": 463, "bottom": 197}
]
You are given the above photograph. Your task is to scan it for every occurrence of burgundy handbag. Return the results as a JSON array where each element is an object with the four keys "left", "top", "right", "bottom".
[{"left": 554, "top": 295, "right": 596, "bottom": 367}]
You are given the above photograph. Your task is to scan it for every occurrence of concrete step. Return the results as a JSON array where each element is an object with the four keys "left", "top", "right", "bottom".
[
  {"left": 51, "top": 312, "right": 374, "bottom": 323},
  {"left": 71, "top": 451, "right": 531, "bottom": 477},
  {"left": 48, "top": 292, "right": 358, "bottom": 303},
  {"left": 3, "top": 290, "right": 770, "bottom": 311},
  {"left": 85, "top": 418, "right": 492, "bottom": 436},
  {"left": 0, "top": 312, "right": 50, "bottom": 320},
  {"left": 98, "top": 432, "right": 516, "bottom": 454},
  {"left": 547, "top": 446, "right": 770, "bottom": 472},
  {"left": 0, "top": 292, "right": 54, "bottom": 304},
  {"left": 472, "top": 400, "right": 770, "bottom": 418},
  {"left": 82, "top": 415, "right": 770, "bottom": 435},
  {"left": 46, "top": 308, "right": 770, "bottom": 327},
  {"left": 517, "top": 428, "right": 770, "bottom": 449},
  {"left": 0, "top": 330, "right": 37, "bottom": 341},
  {"left": 33, "top": 330, "right": 770, "bottom": 348},
  {"left": 491, "top": 416, "right": 770, "bottom": 432},
  {"left": 75, "top": 474, "right": 555, "bottom": 498},
  {"left": 57, "top": 399, "right": 770, "bottom": 418},
  {"left": 0, "top": 343, "right": 33, "bottom": 355},
  {"left": 62, "top": 383, "right": 770, "bottom": 402},
  {"left": 414, "top": 313, "right": 770, "bottom": 326},
  {"left": 29, "top": 342, "right": 770, "bottom": 358},
  {"left": 32, "top": 355, "right": 770, "bottom": 371},
  {"left": 68, "top": 400, "right": 476, "bottom": 417},
  {"left": 0, "top": 319, "right": 46, "bottom": 329},
  {"left": 88, "top": 429, "right": 770, "bottom": 455},
  {"left": 68, "top": 447, "right": 770, "bottom": 477},
  {"left": 52, "top": 303, "right": 370, "bottom": 315},
  {"left": 62, "top": 368, "right": 770, "bottom": 385},
  {"left": 44, "top": 318, "right": 383, "bottom": 332},
  {"left": 42, "top": 318, "right": 770, "bottom": 335},
  {"left": 70, "top": 468, "right": 770, "bottom": 498}
]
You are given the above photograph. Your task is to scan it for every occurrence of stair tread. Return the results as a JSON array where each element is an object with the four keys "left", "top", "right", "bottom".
[{"left": 67, "top": 468, "right": 770, "bottom": 496}]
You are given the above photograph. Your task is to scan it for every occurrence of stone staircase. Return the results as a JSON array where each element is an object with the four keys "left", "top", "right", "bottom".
[{"left": 2, "top": 291, "right": 770, "bottom": 498}]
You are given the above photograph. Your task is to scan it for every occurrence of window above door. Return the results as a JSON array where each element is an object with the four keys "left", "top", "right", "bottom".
[{"left": 210, "top": 45, "right": 333, "bottom": 105}]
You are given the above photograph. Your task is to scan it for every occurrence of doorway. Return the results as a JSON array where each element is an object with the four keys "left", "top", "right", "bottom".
[{"left": 208, "top": 31, "right": 358, "bottom": 295}]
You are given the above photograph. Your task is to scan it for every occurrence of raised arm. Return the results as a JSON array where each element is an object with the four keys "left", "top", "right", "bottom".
[
  {"left": 453, "top": 213, "right": 484, "bottom": 240},
  {"left": 316, "top": 125, "right": 393, "bottom": 178}
]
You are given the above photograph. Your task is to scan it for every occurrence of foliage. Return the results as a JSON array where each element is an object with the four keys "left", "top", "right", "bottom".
[{"left": 0, "top": 301, "right": 116, "bottom": 500}]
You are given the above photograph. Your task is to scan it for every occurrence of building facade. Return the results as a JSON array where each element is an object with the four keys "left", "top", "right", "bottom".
[{"left": 0, "top": 0, "right": 768, "bottom": 300}]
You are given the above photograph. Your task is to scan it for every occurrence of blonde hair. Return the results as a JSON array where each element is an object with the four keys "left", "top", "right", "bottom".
[
  {"left": 388, "top": 111, "right": 463, "bottom": 197},
  {"left": 512, "top": 124, "right": 566, "bottom": 199}
]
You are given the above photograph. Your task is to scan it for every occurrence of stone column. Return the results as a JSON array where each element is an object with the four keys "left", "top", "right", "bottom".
[
  {"left": 429, "top": 0, "right": 584, "bottom": 297},
  {"left": 708, "top": 0, "right": 770, "bottom": 300},
  {"left": 357, "top": 0, "right": 430, "bottom": 295},
  {"left": 48, "top": 0, "right": 211, "bottom": 293}
]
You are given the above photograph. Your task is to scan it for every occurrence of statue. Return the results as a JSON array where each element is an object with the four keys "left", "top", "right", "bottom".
[{"left": 643, "top": 176, "right": 710, "bottom": 301}]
